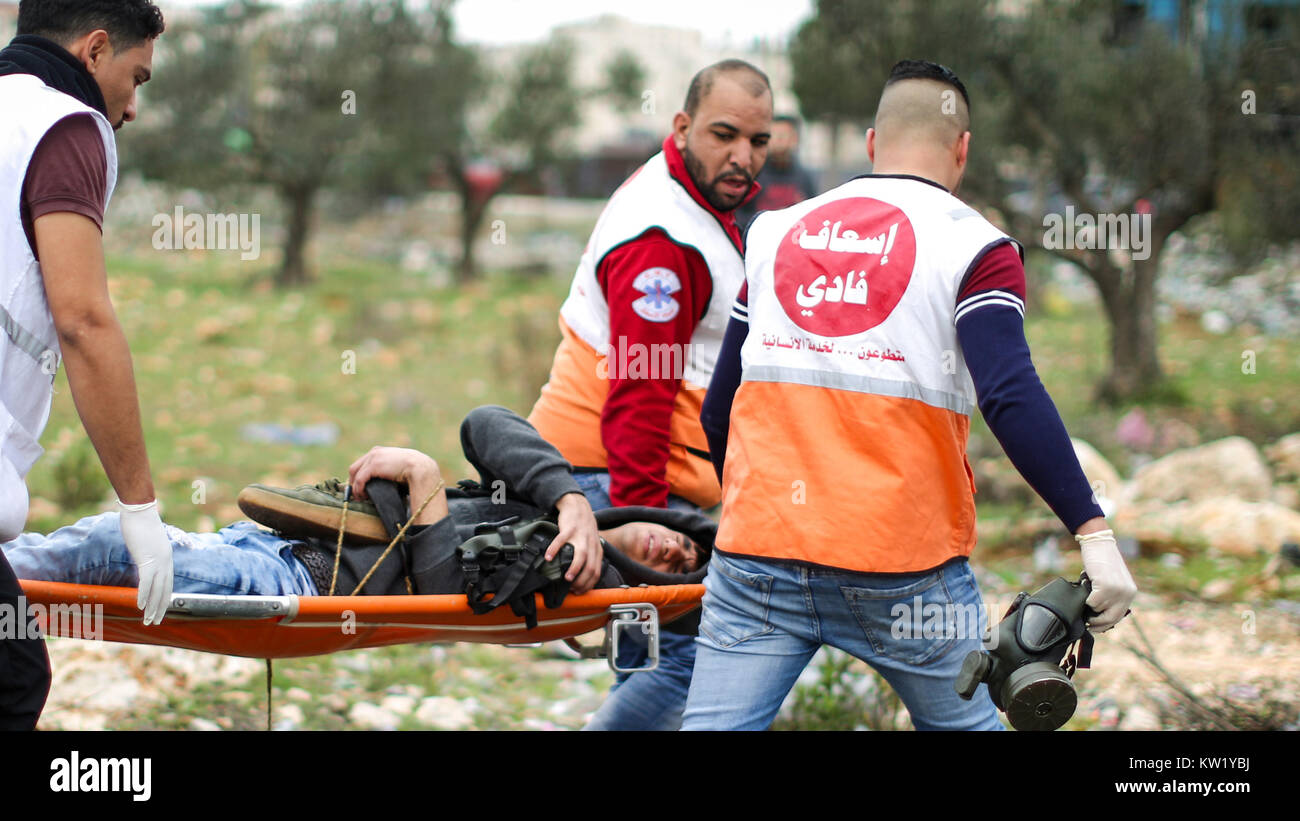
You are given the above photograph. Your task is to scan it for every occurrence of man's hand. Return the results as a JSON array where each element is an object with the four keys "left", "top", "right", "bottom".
[
  {"left": 116, "top": 499, "right": 173, "bottom": 625},
  {"left": 348, "top": 446, "right": 447, "bottom": 526},
  {"left": 1076, "top": 525, "right": 1137, "bottom": 632},
  {"left": 348, "top": 446, "right": 437, "bottom": 498},
  {"left": 550, "top": 492, "right": 603, "bottom": 594}
]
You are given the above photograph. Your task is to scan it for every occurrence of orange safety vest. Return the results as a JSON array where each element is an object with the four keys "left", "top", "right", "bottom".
[{"left": 717, "top": 175, "right": 1017, "bottom": 573}]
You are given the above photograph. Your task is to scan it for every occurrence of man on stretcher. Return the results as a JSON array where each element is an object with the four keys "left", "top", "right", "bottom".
[{"left": 5, "top": 406, "right": 707, "bottom": 607}]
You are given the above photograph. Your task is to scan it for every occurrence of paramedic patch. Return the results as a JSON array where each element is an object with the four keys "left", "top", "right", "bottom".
[{"left": 631, "top": 267, "right": 681, "bottom": 322}]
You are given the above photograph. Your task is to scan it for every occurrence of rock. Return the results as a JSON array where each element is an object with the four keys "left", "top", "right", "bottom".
[
  {"left": 414, "top": 696, "right": 476, "bottom": 730},
  {"left": 1129, "top": 437, "right": 1273, "bottom": 505},
  {"left": 1155, "top": 419, "right": 1201, "bottom": 453},
  {"left": 1201, "top": 579, "right": 1235, "bottom": 601},
  {"left": 1200, "top": 309, "right": 1232, "bottom": 335},
  {"left": 521, "top": 718, "right": 560, "bottom": 731},
  {"left": 348, "top": 702, "right": 400, "bottom": 731},
  {"left": 1184, "top": 500, "right": 1300, "bottom": 557},
  {"left": 1118, "top": 498, "right": 1300, "bottom": 557},
  {"left": 1033, "top": 535, "right": 1065, "bottom": 573},
  {"left": 189, "top": 717, "right": 222, "bottom": 731},
  {"left": 274, "top": 704, "right": 304, "bottom": 730},
  {"left": 971, "top": 457, "right": 1035, "bottom": 506},
  {"left": 1264, "top": 434, "right": 1300, "bottom": 483},
  {"left": 379, "top": 695, "right": 417, "bottom": 716},
  {"left": 1272, "top": 485, "right": 1300, "bottom": 510},
  {"left": 285, "top": 687, "right": 312, "bottom": 702},
  {"left": 1071, "top": 439, "right": 1123, "bottom": 507},
  {"left": 45, "top": 713, "right": 107, "bottom": 731},
  {"left": 1118, "top": 704, "right": 1163, "bottom": 731}
]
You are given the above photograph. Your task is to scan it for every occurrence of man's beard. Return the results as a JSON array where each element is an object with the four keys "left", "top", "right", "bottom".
[{"left": 682, "top": 144, "right": 753, "bottom": 213}]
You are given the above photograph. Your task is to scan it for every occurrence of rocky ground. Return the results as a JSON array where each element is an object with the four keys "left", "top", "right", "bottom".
[
  {"left": 32, "top": 578, "right": 1299, "bottom": 731},
  {"left": 28, "top": 429, "right": 1300, "bottom": 732}
]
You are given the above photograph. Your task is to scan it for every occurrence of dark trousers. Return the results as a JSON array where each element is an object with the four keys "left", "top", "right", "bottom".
[{"left": 0, "top": 549, "right": 49, "bottom": 730}]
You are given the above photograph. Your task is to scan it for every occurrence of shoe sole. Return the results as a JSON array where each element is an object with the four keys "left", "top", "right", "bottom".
[{"left": 237, "top": 486, "right": 390, "bottom": 545}]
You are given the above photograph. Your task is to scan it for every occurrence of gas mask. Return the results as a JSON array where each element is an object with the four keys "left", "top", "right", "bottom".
[{"left": 954, "top": 574, "right": 1095, "bottom": 731}]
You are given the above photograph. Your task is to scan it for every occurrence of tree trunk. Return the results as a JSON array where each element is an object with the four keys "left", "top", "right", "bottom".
[
  {"left": 456, "top": 188, "right": 493, "bottom": 285},
  {"left": 277, "top": 185, "right": 318, "bottom": 287},
  {"left": 1090, "top": 248, "right": 1165, "bottom": 403}
]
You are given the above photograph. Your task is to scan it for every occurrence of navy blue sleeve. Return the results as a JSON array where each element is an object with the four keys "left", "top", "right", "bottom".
[
  {"left": 956, "top": 307, "right": 1104, "bottom": 533},
  {"left": 701, "top": 310, "right": 749, "bottom": 485}
]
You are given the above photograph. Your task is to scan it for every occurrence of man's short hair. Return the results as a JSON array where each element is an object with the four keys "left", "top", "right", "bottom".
[
  {"left": 18, "top": 0, "right": 166, "bottom": 51},
  {"left": 884, "top": 59, "right": 971, "bottom": 114},
  {"left": 773, "top": 114, "right": 801, "bottom": 131},
  {"left": 682, "top": 58, "right": 772, "bottom": 118}
]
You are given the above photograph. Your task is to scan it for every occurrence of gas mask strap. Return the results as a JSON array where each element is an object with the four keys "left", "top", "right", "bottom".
[{"left": 1077, "top": 631, "right": 1095, "bottom": 669}]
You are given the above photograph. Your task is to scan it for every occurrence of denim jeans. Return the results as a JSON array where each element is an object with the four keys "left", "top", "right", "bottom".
[
  {"left": 3, "top": 513, "right": 318, "bottom": 596},
  {"left": 682, "top": 551, "right": 1005, "bottom": 731},
  {"left": 573, "top": 470, "right": 701, "bottom": 731}
]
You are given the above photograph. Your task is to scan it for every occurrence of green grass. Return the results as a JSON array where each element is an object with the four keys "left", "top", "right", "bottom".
[
  {"left": 26, "top": 252, "right": 565, "bottom": 534},
  {"left": 1011, "top": 298, "right": 1300, "bottom": 476}
]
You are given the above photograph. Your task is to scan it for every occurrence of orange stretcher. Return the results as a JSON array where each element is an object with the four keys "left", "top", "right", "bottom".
[{"left": 19, "top": 579, "right": 705, "bottom": 670}]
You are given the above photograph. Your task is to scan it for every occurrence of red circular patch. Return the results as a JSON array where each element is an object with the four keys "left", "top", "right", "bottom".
[{"left": 774, "top": 198, "right": 916, "bottom": 336}]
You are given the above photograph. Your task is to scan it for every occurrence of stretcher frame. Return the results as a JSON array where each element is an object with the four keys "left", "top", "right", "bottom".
[{"left": 19, "top": 579, "right": 705, "bottom": 672}]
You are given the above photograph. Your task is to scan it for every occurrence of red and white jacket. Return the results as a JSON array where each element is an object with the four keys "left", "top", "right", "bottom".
[{"left": 528, "top": 135, "right": 754, "bottom": 508}]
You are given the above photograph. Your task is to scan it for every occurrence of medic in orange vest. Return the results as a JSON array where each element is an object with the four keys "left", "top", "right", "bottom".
[
  {"left": 685, "top": 60, "right": 1136, "bottom": 731},
  {"left": 703, "top": 70, "right": 1135, "bottom": 618}
]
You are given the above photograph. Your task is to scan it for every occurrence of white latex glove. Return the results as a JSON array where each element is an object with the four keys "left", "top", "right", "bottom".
[
  {"left": 1076, "top": 528, "right": 1137, "bottom": 632},
  {"left": 117, "top": 499, "right": 175, "bottom": 625}
]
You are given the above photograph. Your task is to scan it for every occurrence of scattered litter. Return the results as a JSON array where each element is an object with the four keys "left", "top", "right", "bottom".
[
  {"left": 1033, "top": 535, "right": 1064, "bottom": 573},
  {"left": 239, "top": 422, "right": 339, "bottom": 446}
]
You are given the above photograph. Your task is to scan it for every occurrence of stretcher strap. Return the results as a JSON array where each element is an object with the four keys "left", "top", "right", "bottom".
[
  {"left": 327, "top": 489, "right": 351, "bottom": 595},
  {"left": 346, "top": 480, "right": 445, "bottom": 596}
]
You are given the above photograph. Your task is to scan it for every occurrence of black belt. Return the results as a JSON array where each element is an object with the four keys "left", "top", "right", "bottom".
[{"left": 291, "top": 543, "right": 336, "bottom": 594}]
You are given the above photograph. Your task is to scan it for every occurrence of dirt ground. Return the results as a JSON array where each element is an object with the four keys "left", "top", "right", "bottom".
[
  {"left": 1074, "top": 593, "right": 1300, "bottom": 729},
  {"left": 32, "top": 587, "right": 1300, "bottom": 731}
]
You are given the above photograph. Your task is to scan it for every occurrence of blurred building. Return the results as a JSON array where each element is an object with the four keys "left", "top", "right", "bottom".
[
  {"left": 1118, "top": 0, "right": 1300, "bottom": 41},
  {"left": 482, "top": 13, "right": 858, "bottom": 198}
]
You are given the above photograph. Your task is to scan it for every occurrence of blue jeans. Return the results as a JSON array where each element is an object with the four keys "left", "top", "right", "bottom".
[
  {"left": 3, "top": 513, "right": 318, "bottom": 596},
  {"left": 573, "top": 470, "right": 701, "bottom": 731},
  {"left": 682, "top": 551, "right": 1005, "bottom": 731}
]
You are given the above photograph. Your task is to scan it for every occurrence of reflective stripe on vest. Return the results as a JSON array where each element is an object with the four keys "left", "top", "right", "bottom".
[{"left": 0, "top": 302, "right": 59, "bottom": 375}]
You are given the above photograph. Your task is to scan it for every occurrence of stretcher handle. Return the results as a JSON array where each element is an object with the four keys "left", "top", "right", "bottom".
[{"left": 168, "top": 593, "right": 299, "bottom": 621}]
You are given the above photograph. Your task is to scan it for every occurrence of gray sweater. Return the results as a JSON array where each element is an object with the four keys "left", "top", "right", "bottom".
[{"left": 316, "top": 405, "right": 594, "bottom": 596}]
